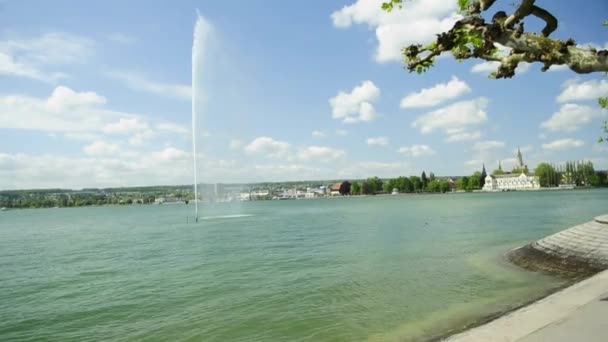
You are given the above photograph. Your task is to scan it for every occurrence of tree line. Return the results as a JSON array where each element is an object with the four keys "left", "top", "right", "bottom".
[{"left": 350, "top": 171, "right": 453, "bottom": 195}]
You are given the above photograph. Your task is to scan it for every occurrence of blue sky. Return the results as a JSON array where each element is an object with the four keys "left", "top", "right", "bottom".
[{"left": 0, "top": 0, "right": 607, "bottom": 189}]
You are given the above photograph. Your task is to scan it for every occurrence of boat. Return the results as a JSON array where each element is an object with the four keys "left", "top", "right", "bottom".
[{"left": 1, "top": 207, "right": 7, "bottom": 211}]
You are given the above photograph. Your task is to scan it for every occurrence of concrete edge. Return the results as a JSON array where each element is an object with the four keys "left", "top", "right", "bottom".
[{"left": 444, "top": 269, "right": 608, "bottom": 341}]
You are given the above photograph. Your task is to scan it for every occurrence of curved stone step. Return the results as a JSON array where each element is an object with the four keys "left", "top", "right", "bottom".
[{"left": 507, "top": 214, "right": 608, "bottom": 278}]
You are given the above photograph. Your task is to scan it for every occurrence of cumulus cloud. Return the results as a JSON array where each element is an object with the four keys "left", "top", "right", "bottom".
[
  {"left": 336, "top": 129, "right": 349, "bottom": 136},
  {"left": 312, "top": 130, "right": 326, "bottom": 138},
  {"left": 542, "top": 138, "right": 584, "bottom": 151},
  {"left": 156, "top": 122, "right": 189, "bottom": 135},
  {"left": 400, "top": 76, "right": 470, "bottom": 109},
  {"left": 398, "top": 144, "right": 435, "bottom": 157},
  {"left": 46, "top": 86, "right": 106, "bottom": 112},
  {"left": 557, "top": 79, "right": 608, "bottom": 103},
  {"left": 0, "top": 86, "right": 185, "bottom": 148},
  {"left": 540, "top": 103, "right": 604, "bottom": 132},
  {"left": 329, "top": 80, "right": 380, "bottom": 123},
  {"left": 0, "top": 32, "right": 94, "bottom": 82},
  {"left": 366, "top": 136, "right": 389, "bottom": 146},
  {"left": 83, "top": 140, "right": 121, "bottom": 156},
  {"left": 444, "top": 129, "right": 481, "bottom": 142},
  {"left": 298, "top": 146, "right": 345, "bottom": 161},
  {"left": 411, "top": 98, "right": 488, "bottom": 138},
  {"left": 471, "top": 61, "right": 531, "bottom": 75},
  {"left": 106, "top": 71, "right": 191, "bottom": 100},
  {"left": 244, "top": 137, "right": 291, "bottom": 159},
  {"left": 331, "top": 0, "right": 460, "bottom": 63},
  {"left": 229, "top": 139, "right": 244, "bottom": 150}
]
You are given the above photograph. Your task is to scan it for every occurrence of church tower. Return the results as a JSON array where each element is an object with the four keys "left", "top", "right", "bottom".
[{"left": 517, "top": 147, "right": 524, "bottom": 169}]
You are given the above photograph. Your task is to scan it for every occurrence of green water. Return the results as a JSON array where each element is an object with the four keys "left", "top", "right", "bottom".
[{"left": 1, "top": 190, "right": 606, "bottom": 341}]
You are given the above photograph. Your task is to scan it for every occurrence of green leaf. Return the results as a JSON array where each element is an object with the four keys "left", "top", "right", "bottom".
[
  {"left": 458, "top": 0, "right": 471, "bottom": 14},
  {"left": 600, "top": 97, "right": 608, "bottom": 109}
]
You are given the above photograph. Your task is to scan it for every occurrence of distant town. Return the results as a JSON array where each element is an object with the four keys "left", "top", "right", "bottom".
[{"left": 1, "top": 151, "right": 606, "bottom": 210}]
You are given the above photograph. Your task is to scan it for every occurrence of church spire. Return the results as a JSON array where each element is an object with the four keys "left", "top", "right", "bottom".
[
  {"left": 517, "top": 147, "right": 524, "bottom": 169},
  {"left": 498, "top": 160, "right": 502, "bottom": 171}
]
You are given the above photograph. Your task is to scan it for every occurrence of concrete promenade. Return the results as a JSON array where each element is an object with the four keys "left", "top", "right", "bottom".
[{"left": 446, "top": 270, "right": 608, "bottom": 341}]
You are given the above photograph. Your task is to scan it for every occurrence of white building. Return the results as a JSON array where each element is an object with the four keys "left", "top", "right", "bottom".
[
  {"left": 481, "top": 147, "right": 540, "bottom": 191},
  {"left": 483, "top": 173, "right": 540, "bottom": 191}
]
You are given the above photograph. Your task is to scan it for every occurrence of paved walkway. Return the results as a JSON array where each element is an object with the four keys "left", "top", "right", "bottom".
[{"left": 446, "top": 270, "right": 608, "bottom": 342}]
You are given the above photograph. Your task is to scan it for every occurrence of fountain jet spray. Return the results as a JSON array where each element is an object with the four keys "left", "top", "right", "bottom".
[{"left": 192, "top": 11, "right": 212, "bottom": 223}]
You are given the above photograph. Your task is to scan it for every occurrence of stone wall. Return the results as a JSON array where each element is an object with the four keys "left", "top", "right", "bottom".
[{"left": 507, "top": 215, "right": 608, "bottom": 279}]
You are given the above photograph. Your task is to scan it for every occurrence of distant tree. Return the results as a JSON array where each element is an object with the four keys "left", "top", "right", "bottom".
[
  {"left": 535, "top": 163, "right": 558, "bottom": 187},
  {"left": 457, "top": 177, "right": 469, "bottom": 191},
  {"left": 480, "top": 164, "right": 487, "bottom": 188},
  {"left": 492, "top": 169, "right": 504, "bottom": 176},
  {"left": 410, "top": 176, "right": 422, "bottom": 192},
  {"left": 396, "top": 176, "right": 413, "bottom": 193},
  {"left": 429, "top": 172, "right": 436, "bottom": 182},
  {"left": 339, "top": 181, "right": 351, "bottom": 195},
  {"left": 384, "top": 179, "right": 398, "bottom": 193},
  {"left": 351, "top": 182, "right": 361, "bottom": 195},
  {"left": 469, "top": 172, "right": 482, "bottom": 190},
  {"left": 427, "top": 180, "right": 441, "bottom": 192},
  {"left": 365, "top": 177, "right": 384, "bottom": 194},
  {"left": 361, "top": 181, "right": 372, "bottom": 195},
  {"left": 439, "top": 180, "right": 450, "bottom": 193},
  {"left": 421, "top": 171, "right": 428, "bottom": 191}
]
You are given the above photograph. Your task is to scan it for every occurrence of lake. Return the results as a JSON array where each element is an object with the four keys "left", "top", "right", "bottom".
[{"left": 1, "top": 189, "right": 606, "bottom": 341}]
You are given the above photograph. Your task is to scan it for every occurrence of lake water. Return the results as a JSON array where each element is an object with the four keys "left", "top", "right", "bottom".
[{"left": 1, "top": 189, "right": 606, "bottom": 341}]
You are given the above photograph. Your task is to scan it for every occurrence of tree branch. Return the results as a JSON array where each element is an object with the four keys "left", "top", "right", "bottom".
[{"left": 403, "top": 16, "right": 608, "bottom": 79}]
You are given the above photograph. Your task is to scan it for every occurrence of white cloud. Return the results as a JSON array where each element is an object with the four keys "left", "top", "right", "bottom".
[
  {"left": 473, "top": 140, "right": 505, "bottom": 151},
  {"left": 578, "top": 42, "right": 608, "bottom": 50},
  {"left": 298, "top": 146, "right": 345, "bottom": 161},
  {"left": 412, "top": 98, "right": 488, "bottom": 137},
  {"left": 540, "top": 103, "right": 604, "bottom": 132},
  {"left": 366, "top": 136, "right": 389, "bottom": 146},
  {"left": 156, "top": 122, "right": 189, "bottom": 135},
  {"left": 471, "top": 61, "right": 531, "bottom": 75},
  {"left": 0, "top": 52, "right": 65, "bottom": 82},
  {"left": 547, "top": 64, "right": 568, "bottom": 72},
  {"left": 312, "top": 130, "right": 326, "bottom": 138},
  {"left": 542, "top": 138, "right": 584, "bottom": 151},
  {"left": 470, "top": 43, "right": 531, "bottom": 76},
  {"left": 0, "top": 86, "right": 184, "bottom": 148},
  {"left": 0, "top": 148, "right": 195, "bottom": 189},
  {"left": 63, "top": 132, "right": 101, "bottom": 141},
  {"left": 229, "top": 139, "right": 244, "bottom": 150},
  {"left": 106, "top": 71, "right": 191, "bottom": 100},
  {"left": 46, "top": 86, "right": 106, "bottom": 112},
  {"left": 83, "top": 140, "right": 120, "bottom": 156},
  {"left": 557, "top": 79, "right": 608, "bottom": 103},
  {"left": 103, "top": 117, "right": 149, "bottom": 135},
  {"left": 400, "top": 76, "right": 471, "bottom": 109},
  {"left": 0, "top": 86, "right": 129, "bottom": 133},
  {"left": 398, "top": 144, "right": 435, "bottom": 157},
  {"left": 331, "top": 0, "right": 460, "bottom": 63},
  {"left": 0, "top": 32, "right": 94, "bottom": 82},
  {"left": 244, "top": 137, "right": 291, "bottom": 159},
  {"left": 336, "top": 129, "right": 349, "bottom": 136},
  {"left": 329, "top": 80, "right": 380, "bottom": 123},
  {"left": 445, "top": 129, "right": 482, "bottom": 142}
]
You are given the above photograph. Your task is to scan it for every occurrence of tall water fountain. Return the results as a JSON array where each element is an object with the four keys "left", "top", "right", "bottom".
[{"left": 192, "top": 13, "right": 211, "bottom": 222}]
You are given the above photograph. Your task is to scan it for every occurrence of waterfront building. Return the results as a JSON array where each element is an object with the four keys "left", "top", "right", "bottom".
[
  {"left": 482, "top": 148, "right": 541, "bottom": 191},
  {"left": 482, "top": 173, "right": 540, "bottom": 191}
]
